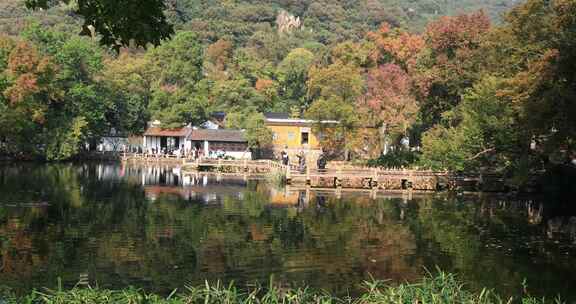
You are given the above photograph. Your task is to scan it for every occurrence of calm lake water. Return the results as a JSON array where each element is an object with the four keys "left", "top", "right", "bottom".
[{"left": 0, "top": 162, "right": 575, "bottom": 301}]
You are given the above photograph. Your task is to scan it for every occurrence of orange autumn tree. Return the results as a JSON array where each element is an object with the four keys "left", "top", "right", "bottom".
[
  {"left": 362, "top": 24, "right": 423, "bottom": 155},
  {"left": 254, "top": 78, "right": 279, "bottom": 110},
  {"left": 204, "top": 39, "right": 233, "bottom": 81},
  {"left": 358, "top": 63, "right": 419, "bottom": 155},
  {"left": 3, "top": 41, "right": 60, "bottom": 126},
  {"left": 415, "top": 11, "right": 491, "bottom": 128},
  {"left": 367, "top": 22, "right": 424, "bottom": 69},
  {"left": 0, "top": 33, "right": 103, "bottom": 160}
]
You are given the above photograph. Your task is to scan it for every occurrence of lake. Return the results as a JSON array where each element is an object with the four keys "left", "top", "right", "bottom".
[{"left": 0, "top": 162, "right": 575, "bottom": 301}]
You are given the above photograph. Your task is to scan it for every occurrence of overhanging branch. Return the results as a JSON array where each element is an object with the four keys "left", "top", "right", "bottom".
[{"left": 467, "top": 147, "right": 496, "bottom": 161}]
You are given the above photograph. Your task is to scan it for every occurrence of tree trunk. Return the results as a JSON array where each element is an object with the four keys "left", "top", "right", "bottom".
[{"left": 380, "top": 124, "right": 388, "bottom": 155}]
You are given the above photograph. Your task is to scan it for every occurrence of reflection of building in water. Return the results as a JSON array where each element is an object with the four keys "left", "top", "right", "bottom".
[
  {"left": 268, "top": 186, "right": 299, "bottom": 207},
  {"left": 94, "top": 163, "right": 182, "bottom": 185},
  {"left": 96, "top": 163, "right": 125, "bottom": 181},
  {"left": 143, "top": 183, "right": 246, "bottom": 203},
  {"left": 141, "top": 165, "right": 182, "bottom": 186},
  {"left": 142, "top": 170, "right": 249, "bottom": 203},
  {"left": 92, "top": 163, "right": 251, "bottom": 204},
  {"left": 525, "top": 201, "right": 576, "bottom": 242}
]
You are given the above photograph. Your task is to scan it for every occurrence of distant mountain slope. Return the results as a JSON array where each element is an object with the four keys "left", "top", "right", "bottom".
[
  {"left": 0, "top": 0, "right": 80, "bottom": 36},
  {"left": 0, "top": 0, "right": 521, "bottom": 45},
  {"left": 167, "top": 0, "right": 522, "bottom": 43}
]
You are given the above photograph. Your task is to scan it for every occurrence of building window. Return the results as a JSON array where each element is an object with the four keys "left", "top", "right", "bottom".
[
  {"left": 272, "top": 132, "right": 278, "bottom": 140},
  {"left": 301, "top": 132, "right": 309, "bottom": 145},
  {"left": 287, "top": 132, "right": 295, "bottom": 140}
]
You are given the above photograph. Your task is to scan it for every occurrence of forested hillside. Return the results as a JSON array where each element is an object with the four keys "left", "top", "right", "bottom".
[
  {"left": 1, "top": 0, "right": 575, "bottom": 185},
  {"left": 1, "top": 0, "right": 518, "bottom": 44},
  {"left": 167, "top": 0, "right": 519, "bottom": 43}
]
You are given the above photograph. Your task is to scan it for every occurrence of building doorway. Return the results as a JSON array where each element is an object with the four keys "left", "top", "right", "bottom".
[{"left": 301, "top": 132, "right": 309, "bottom": 145}]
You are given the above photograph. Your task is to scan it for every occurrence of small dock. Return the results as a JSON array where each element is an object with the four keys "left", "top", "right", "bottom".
[
  {"left": 287, "top": 167, "right": 506, "bottom": 192},
  {"left": 182, "top": 158, "right": 287, "bottom": 174},
  {"left": 287, "top": 167, "right": 448, "bottom": 191},
  {"left": 122, "top": 153, "right": 193, "bottom": 164},
  {"left": 121, "top": 153, "right": 506, "bottom": 192},
  {"left": 121, "top": 153, "right": 288, "bottom": 174}
]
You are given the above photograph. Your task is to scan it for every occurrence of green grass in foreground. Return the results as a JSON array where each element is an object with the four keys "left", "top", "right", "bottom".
[{"left": 0, "top": 272, "right": 563, "bottom": 304}]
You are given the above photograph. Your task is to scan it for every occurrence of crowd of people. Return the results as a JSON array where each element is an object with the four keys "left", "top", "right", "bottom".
[
  {"left": 131, "top": 144, "right": 329, "bottom": 167},
  {"left": 139, "top": 146, "right": 230, "bottom": 160},
  {"left": 280, "top": 148, "right": 327, "bottom": 173}
]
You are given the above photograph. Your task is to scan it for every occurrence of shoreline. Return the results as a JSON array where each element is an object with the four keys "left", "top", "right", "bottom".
[
  {"left": 1, "top": 158, "right": 571, "bottom": 196},
  {"left": 0, "top": 272, "right": 560, "bottom": 303}
]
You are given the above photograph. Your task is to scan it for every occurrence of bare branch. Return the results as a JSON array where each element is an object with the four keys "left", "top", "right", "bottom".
[{"left": 467, "top": 147, "right": 496, "bottom": 161}]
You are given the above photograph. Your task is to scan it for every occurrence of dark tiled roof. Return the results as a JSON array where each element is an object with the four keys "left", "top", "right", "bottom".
[
  {"left": 211, "top": 112, "right": 227, "bottom": 120},
  {"left": 144, "top": 127, "right": 192, "bottom": 137},
  {"left": 188, "top": 129, "right": 247, "bottom": 142},
  {"left": 211, "top": 112, "right": 292, "bottom": 120},
  {"left": 264, "top": 112, "right": 290, "bottom": 119}
]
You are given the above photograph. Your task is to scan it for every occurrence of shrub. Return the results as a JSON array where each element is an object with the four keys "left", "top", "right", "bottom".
[{"left": 366, "top": 150, "right": 421, "bottom": 168}]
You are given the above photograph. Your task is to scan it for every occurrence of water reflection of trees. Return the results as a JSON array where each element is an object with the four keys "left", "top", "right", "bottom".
[
  {"left": 412, "top": 195, "right": 576, "bottom": 300},
  {"left": 0, "top": 164, "right": 575, "bottom": 301},
  {"left": 0, "top": 164, "right": 425, "bottom": 295}
]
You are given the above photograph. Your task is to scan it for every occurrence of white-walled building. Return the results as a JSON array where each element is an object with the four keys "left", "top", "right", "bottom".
[
  {"left": 142, "top": 124, "right": 251, "bottom": 159},
  {"left": 143, "top": 126, "right": 193, "bottom": 153},
  {"left": 188, "top": 129, "right": 251, "bottom": 159},
  {"left": 97, "top": 136, "right": 129, "bottom": 152}
]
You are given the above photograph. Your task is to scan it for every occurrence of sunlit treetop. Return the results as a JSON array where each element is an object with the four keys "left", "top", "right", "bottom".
[{"left": 25, "top": 0, "right": 174, "bottom": 51}]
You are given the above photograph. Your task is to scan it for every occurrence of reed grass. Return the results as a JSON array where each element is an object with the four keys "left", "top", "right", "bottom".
[
  {"left": 0, "top": 272, "right": 563, "bottom": 304},
  {"left": 267, "top": 169, "right": 286, "bottom": 187}
]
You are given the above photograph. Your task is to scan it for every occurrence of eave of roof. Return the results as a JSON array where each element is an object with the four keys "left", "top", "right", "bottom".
[
  {"left": 265, "top": 118, "right": 339, "bottom": 125},
  {"left": 144, "top": 127, "right": 192, "bottom": 137},
  {"left": 264, "top": 112, "right": 290, "bottom": 119},
  {"left": 188, "top": 129, "right": 247, "bottom": 142}
]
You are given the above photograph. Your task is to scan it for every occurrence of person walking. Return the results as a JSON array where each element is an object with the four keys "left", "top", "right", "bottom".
[
  {"left": 281, "top": 148, "right": 290, "bottom": 166},
  {"left": 297, "top": 150, "right": 306, "bottom": 174},
  {"left": 191, "top": 146, "right": 197, "bottom": 160},
  {"left": 317, "top": 150, "right": 327, "bottom": 172}
]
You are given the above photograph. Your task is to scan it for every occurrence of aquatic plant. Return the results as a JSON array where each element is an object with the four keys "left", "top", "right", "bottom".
[
  {"left": 0, "top": 272, "right": 563, "bottom": 304},
  {"left": 267, "top": 169, "right": 287, "bottom": 187}
]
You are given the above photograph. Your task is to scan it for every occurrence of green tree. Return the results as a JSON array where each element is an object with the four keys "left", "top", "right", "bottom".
[
  {"left": 277, "top": 48, "right": 315, "bottom": 111},
  {"left": 149, "top": 88, "right": 209, "bottom": 129},
  {"left": 101, "top": 53, "right": 153, "bottom": 135},
  {"left": 146, "top": 31, "right": 208, "bottom": 129},
  {"left": 307, "top": 63, "right": 364, "bottom": 103},
  {"left": 210, "top": 78, "right": 268, "bottom": 112},
  {"left": 54, "top": 36, "right": 112, "bottom": 143},
  {"left": 147, "top": 31, "right": 204, "bottom": 88},
  {"left": 306, "top": 97, "right": 358, "bottom": 159},
  {"left": 1, "top": 25, "right": 142, "bottom": 159},
  {"left": 330, "top": 41, "right": 375, "bottom": 68},
  {"left": 498, "top": 0, "right": 576, "bottom": 162},
  {"left": 25, "top": 0, "right": 173, "bottom": 50},
  {"left": 419, "top": 0, "right": 576, "bottom": 175},
  {"left": 419, "top": 77, "right": 520, "bottom": 172},
  {"left": 1, "top": 39, "right": 92, "bottom": 160},
  {"left": 225, "top": 109, "right": 273, "bottom": 151},
  {"left": 233, "top": 47, "right": 276, "bottom": 84}
]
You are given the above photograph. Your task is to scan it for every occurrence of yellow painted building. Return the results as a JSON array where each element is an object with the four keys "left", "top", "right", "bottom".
[
  {"left": 267, "top": 122, "right": 321, "bottom": 150},
  {"left": 264, "top": 114, "right": 338, "bottom": 156}
]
